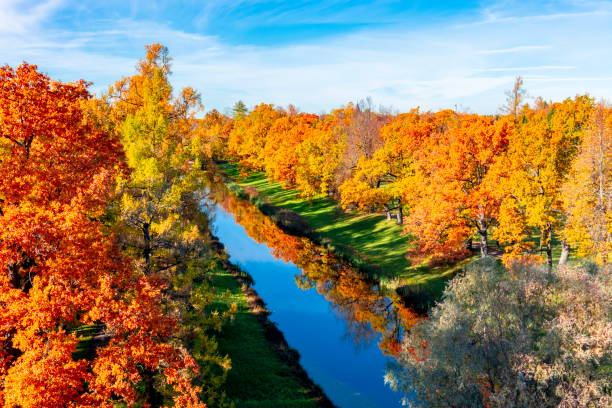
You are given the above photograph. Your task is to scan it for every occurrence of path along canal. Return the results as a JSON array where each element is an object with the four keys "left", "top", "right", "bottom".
[{"left": 207, "top": 180, "right": 420, "bottom": 407}]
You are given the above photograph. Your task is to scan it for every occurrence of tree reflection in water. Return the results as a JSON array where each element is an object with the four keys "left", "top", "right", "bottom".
[{"left": 207, "top": 177, "right": 422, "bottom": 357}]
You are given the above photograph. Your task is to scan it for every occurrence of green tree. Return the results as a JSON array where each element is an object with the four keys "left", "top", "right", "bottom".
[{"left": 232, "top": 100, "right": 248, "bottom": 119}]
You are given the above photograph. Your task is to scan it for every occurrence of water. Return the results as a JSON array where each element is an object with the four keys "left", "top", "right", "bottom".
[{"left": 208, "top": 183, "right": 417, "bottom": 407}]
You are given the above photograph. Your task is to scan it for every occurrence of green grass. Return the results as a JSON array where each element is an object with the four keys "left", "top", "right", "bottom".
[
  {"left": 219, "top": 163, "right": 462, "bottom": 290},
  {"left": 211, "top": 271, "right": 324, "bottom": 408}
]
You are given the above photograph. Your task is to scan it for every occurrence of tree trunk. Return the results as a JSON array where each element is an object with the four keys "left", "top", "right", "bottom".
[
  {"left": 479, "top": 229, "right": 488, "bottom": 257},
  {"left": 7, "top": 257, "right": 35, "bottom": 292},
  {"left": 545, "top": 244, "right": 553, "bottom": 273},
  {"left": 477, "top": 215, "right": 488, "bottom": 257},
  {"left": 143, "top": 222, "right": 151, "bottom": 271},
  {"left": 396, "top": 205, "right": 403, "bottom": 225},
  {"left": 559, "top": 241, "right": 570, "bottom": 266},
  {"left": 543, "top": 227, "right": 553, "bottom": 274},
  {"left": 384, "top": 204, "right": 391, "bottom": 220},
  {"left": 466, "top": 238, "right": 473, "bottom": 251},
  {"left": 8, "top": 263, "right": 21, "bottom": 290}
]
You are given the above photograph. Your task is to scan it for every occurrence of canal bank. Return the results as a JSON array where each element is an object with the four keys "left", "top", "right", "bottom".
[
  {"left": 210, "top": 247, "right": 334, "bottom": 408},
  {"left": 217, "top": 162, "right": 471, "bottom": 302},
  {"left": 206, "top": 177, "right": 420, "bottom": 407}
]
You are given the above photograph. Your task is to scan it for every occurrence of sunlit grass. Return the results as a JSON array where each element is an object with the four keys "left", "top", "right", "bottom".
[
  {"left": 211, "top": 271, "right": 323, "bottom": 407},
  {"left": 220, "top": 164, "right": 460, "bottom": 292}
]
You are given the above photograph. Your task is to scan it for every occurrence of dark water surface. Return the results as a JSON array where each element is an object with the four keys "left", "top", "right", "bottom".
[{"left": 208, "top": 185, "right": 417, "bottom": 407}]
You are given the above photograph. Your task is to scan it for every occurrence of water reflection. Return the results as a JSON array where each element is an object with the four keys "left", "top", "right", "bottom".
[{"left": 206, "top": 175, "right": 422, "bottom": 407}]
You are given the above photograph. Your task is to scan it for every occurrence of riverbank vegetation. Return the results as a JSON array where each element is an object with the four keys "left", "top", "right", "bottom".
[
  {"left": 0, "top": 45, "right": 331, "bottom": 407},
  {"left": 1, "top": 40, "right": 610, "bottom": 408},
  {"left": 204, "top": 86, "right": 609, "bottom": 275},
  {"left": 387, "top": 258, "right": 611, "bottom": 408},
  {"left": 210, "top": 260, "right": 333, "bottom": 408}
]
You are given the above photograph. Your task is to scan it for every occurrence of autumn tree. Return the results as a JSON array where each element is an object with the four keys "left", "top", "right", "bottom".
[
  {"left": 495, "top": 96, "right": 593, "bottom": 270},
  {"left": 227, "top": 103, "right": 285, "bottom": 170},
  {"left": 263, "top": 113, "right": 319, "bottom": 186},
  {"left": 294, "top": 119, "right": 346, "bottom": 198},
  {"left": 193, "top": 109, "right": 233, "bottom": 161},
  {"left": 404, "top": 113, "right": 510, "bottom": 261},
  {"left": 561, "top": 102, "right": 611, "bottom": 265},
  {"left": 104, "top": 44, "right": 208, "bottom": 275},
  {"left": 0, "top": 63, "right": 205, "bottom": 407}
]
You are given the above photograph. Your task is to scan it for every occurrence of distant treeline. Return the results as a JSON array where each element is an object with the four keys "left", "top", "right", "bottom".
[{"left": 196, "top": 82, "right": 610, "bottom": 270}]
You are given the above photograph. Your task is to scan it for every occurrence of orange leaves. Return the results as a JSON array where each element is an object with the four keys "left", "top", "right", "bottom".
[
  {"left": 403, "top": 113, "right": 509, "bottom": 261},
  {"left": 0, "top": 63, "right": 121, "bottom": 209},
  {"left": 263, "top": 113, "right": 319, "bottom": 186},
  {"left": 0, "top": 62, "right": 206, "bottom": 407},
  {"left": 227, "top": 103, "right": 285, "bottom": 169},
  {"left": 3, "top": 332, "right": 88, "bottom": 408}
]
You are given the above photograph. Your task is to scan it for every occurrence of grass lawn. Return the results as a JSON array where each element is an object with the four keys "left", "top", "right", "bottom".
[
  {"left": 211, "top": 271, "right": 325, "bottom": 408},
  {"left": 219, "top": 163, "right": 463, "bottom": 290}
]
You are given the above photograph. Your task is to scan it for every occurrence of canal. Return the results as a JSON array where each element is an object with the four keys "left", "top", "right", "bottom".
[{"left": 208, "top": 181, "right": 419, "bottom": 407}]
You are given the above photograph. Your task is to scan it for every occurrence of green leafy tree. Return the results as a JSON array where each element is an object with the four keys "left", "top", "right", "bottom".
[{"left": 232, "top": 100, "right": 248, "bottom": 119}]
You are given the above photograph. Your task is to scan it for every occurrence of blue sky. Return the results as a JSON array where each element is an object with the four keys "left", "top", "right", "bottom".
[{"left": 1, "top": 0, "right": 611, "bottom": 113}]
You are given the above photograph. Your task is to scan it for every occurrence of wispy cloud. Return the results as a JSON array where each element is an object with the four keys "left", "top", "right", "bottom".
[
  {"left": 1, "top": 0, "right": 611, "bottom": 114},
  {"left": 476, "top": 45, "right": 550, "bottom": 55},
  {"left": 0, "top": 0, "right": 64, "bottom": 33},
  {"left": 478, "top": 66, "right": 575, "bottom": 72}
]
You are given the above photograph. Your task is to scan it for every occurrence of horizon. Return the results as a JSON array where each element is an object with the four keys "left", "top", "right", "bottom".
[{"left": 2, "top": 0, "right": 611, "bottom": 114}]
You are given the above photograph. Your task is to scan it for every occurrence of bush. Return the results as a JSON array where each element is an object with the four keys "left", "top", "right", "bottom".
[
  {"left": 272, "top": 209, "right": 313, "bottom": 236},
  {"left": 386, "top": 258, "right": 611, "bottom": 408}
]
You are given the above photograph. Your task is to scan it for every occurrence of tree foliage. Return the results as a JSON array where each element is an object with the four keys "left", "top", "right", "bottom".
[
  {"left": 0, "top": 62, "right": 206, "bottom": 407},
  {"left": 387, "top": 258, "right": 611, "bottom": 408}
]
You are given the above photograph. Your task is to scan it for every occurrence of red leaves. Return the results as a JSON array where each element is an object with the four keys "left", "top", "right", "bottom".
[
  {"left": 0, "top": 64, "right": 205, "bottom": 407},
  {"left": 0, "top": 64, "right": 120, "bottom": 209},
  {"left": 3, "top": 332, "right": 88, "bottom": 408}
]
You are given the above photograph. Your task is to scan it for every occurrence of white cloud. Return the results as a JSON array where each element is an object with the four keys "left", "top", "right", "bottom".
[
  {"left": 0, "top": 0, "right": 63, "bottom": 33},
  {"left": 476, "top": 45, "right": 550, "bottom": 55},
  {"left": 1, "top": 1, "right": 611, "bottom": 114}
]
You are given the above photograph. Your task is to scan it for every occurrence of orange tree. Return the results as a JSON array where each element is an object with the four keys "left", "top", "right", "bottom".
[
  {"left": 263, "top": 113, "right": 319, "bottom": 186},
  {"left": 293, "top": 109, "right": 349, "bottom": 198},
  {"left": 227, "top": 103, "right": 285, "bottom": 170},
  {"left": 404, "top": 113, "right": 511, "bottom": 262},
  {"left": 0, "top": 63, "right": 205, "bottom": 407},
  {"left": 494, "top": 96, "right": 593, "bottom": 269}
]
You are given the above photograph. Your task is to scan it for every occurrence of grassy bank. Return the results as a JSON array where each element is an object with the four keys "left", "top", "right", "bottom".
[
  {"left": 210, "top": 262, "right": 333, "bottom": 408},
  {"left": 218, "top": 163, "right": 467, "bottom": 293}
]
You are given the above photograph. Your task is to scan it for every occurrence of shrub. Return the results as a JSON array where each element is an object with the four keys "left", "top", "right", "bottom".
[
  {"left": 272, "top": 209, "right": 313, "bottom": 236},
  {"left": 386, "top": 258, "right": 611, "bottom": 408}
]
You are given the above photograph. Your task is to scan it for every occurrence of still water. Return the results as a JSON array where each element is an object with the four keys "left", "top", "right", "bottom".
[{"left": 208, "top": 184, "right": 419, "bottom": 407}]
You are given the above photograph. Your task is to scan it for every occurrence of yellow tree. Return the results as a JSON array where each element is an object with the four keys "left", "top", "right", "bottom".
[
  {"left": 227, "top": 103, "right": 285, "bottom": 170},
  {"left": 495, "top": 96, "right": 593, "bottom": 270},
  {"left": 263, "top": 113, "right": 319, "bottom": 186},
  {"left": 110, "top": 44, "right": 202, "bottom": 271},
  {"left": 561, "top": 102, "right": 611, "bottom": 265}
]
